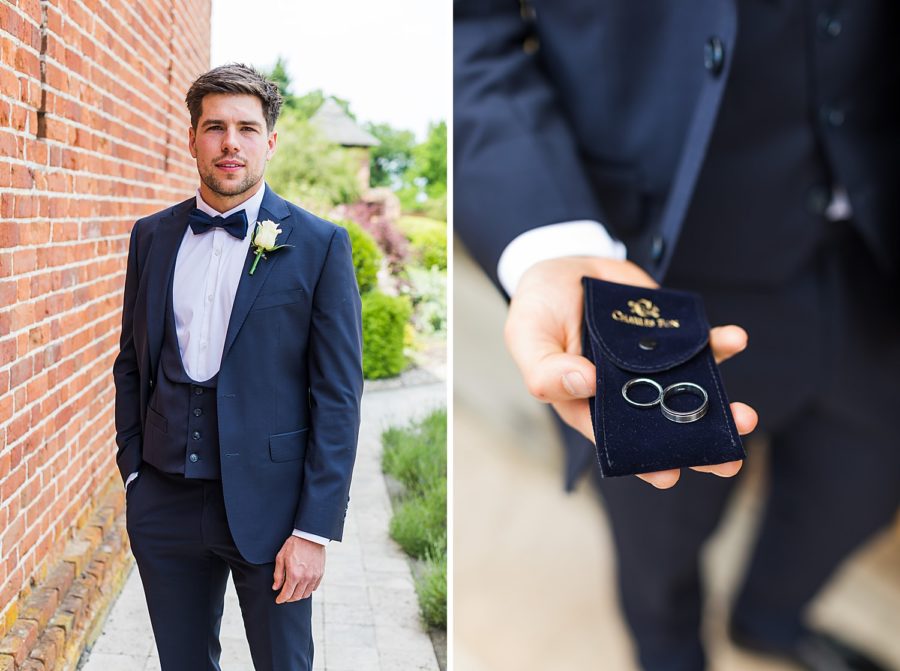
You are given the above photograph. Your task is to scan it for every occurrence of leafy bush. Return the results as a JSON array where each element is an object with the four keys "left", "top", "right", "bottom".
[
  {"left": 361, "top": 291, "right": 411, "bottom": 379},
  {"left": 382, "top": 408, "right": 447, "bottom": 630},
  {"left": 389, "top": 486, "right": 446, "bottom": 559},
  {"left": 336, "top": 219, "right": 381, "bottom": 294},
  {"left": 398, "top": 216, "right": 447, "bottom": 270},
  {"left": 402, "top": 266, "right": 446, "bottom": 336},
  {"left": 416, "top": 552, "right": 447, "bottom": 629}
]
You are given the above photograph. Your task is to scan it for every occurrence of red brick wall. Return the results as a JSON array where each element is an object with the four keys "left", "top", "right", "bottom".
[{"left": 0, "top": 0, "right": 210, "bottom": 632}]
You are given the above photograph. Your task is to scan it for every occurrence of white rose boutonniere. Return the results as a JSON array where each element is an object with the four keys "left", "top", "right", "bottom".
[{"left": 249, "top": 220, "right": 293, "bottom": 275}]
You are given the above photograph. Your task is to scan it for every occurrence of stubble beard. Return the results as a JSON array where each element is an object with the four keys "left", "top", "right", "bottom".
[{"left": 200, "top": 165, "right": 263, "bottom": 200}]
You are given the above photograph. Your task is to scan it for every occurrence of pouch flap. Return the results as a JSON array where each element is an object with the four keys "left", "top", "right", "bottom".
[{"left": 582, "top": 277, "right": 709, "bottom": 373}]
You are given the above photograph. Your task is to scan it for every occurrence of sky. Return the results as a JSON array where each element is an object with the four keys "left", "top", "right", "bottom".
[{"left": 210, "top": 0, "right": 450, "bottom": 141}]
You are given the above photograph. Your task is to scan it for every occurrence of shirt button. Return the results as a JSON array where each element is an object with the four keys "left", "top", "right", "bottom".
[
  {"left": 200, "top": 341, "right": 207, "bottom": 349},
  {"left": 192, "top": 431, "right": 201, "bottom": 440},
  {"left": 704, "top": 36, "right": 725, "bottom": 76},
  {"left": 214, "top": 247, "right": 222, "bottom": 256},
  {"left": 207, "top": 294, "right": 214, "bottom": 302},
  {"left": 193, "top": 408, "right": 202, "bottom": 417},
  {"left": 189, "top": 453, "right": 199, "bottom": 463}
]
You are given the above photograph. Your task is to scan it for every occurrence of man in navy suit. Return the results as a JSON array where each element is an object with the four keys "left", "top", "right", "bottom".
[
  {"left": 456, "top": 1, "right": 899, "bottom": 670},
  {"left": 112, "top": 63, "right": 363, "bottom": 671}
]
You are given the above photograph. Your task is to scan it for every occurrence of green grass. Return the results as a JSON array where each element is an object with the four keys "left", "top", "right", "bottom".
[
  {"left": 381, "top": 408, "right": 447, "bottom": 629},
  {"left": 415, "top": 552, "right": 447, "bottom": 629}
]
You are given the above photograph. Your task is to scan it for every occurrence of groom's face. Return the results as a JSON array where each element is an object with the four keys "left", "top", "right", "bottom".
[{"left": 189, "top": 93, "right": 277, "bottom": 203}]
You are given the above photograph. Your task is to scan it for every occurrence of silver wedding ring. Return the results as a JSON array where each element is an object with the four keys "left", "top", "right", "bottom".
[
  {"left": 660, "top": 382, "right": 708, "bottom": 423},
  {"left": 621, "top": 378, "right": 708, "bottom": 424},
  {"left": 621, "top": 377, "right": 663, "bottom": 408}
]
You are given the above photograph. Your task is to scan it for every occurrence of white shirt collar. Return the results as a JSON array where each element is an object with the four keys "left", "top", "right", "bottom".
[{"left": 194, "top": 182, "right": 267, "bottom": 240}]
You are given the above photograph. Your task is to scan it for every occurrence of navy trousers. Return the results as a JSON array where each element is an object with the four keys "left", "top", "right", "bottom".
[
  {"left": 576, "top": 225, "right": 900, "bottom": 671},
  {"left": 125, "top": 464, "right": 313, "bottom": 671}
]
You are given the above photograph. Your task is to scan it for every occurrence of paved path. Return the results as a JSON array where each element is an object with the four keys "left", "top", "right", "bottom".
[{"left": 80, "top": 380, "right": 446, "bottom": 671}]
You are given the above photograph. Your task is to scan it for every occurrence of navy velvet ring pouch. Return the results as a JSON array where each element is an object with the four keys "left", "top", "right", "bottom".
[{"left": 581, "top": 277, "right": 746, "bottom": 477}]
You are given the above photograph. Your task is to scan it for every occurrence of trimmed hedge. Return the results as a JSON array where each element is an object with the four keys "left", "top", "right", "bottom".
[
  {"left": 362, "top": 291, "right": 411, "bottom": 379},
  {"left": 337, "top": 219, "right": 381, "bottom": 294}
]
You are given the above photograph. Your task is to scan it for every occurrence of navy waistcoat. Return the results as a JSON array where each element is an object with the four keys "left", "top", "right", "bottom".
[{"left": 141, "top": 257, "right": 222, "bottom": 479}]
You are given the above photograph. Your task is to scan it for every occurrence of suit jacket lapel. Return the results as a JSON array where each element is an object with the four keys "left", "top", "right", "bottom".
[
  {"left": 221, "top": 186, "right": 293, "bottom": 363},
  {"left": 145, "top": 198, "right": 194, "bottom": 383}
]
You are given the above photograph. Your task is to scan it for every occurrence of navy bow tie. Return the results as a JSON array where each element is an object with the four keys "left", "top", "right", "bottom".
[{"left": 187, "top": 208, "right": 249, "bottom": 240}]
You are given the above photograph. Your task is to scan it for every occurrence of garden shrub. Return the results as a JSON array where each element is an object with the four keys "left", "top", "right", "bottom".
[
  {"left": 362, "top": 291, "right": 411, "bottom": 379},
  {"left": 337, "top": 219, "right": 381, "bottom": 294}
]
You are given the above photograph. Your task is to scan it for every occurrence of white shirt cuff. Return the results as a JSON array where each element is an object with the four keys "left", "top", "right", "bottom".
[
  {"left": 293, "top": 529, "right": 330, "bottom": 546},
  {"left": 125, "top": 471, "right": 139, "bottom": 488},
  {"left": 497, "top": 220, "right": 627, "bottom": 296}
]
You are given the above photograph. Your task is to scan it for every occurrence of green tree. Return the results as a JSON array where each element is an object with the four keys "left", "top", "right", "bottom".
[
  {"left": 367, "top": 123, "right": 416, "bottom": 188},
  {"left": 413, "top": 121, "right": 447, "bottom": 199},
  {"left": 265, "top": 111, "right": 360, "bottom": 214}
]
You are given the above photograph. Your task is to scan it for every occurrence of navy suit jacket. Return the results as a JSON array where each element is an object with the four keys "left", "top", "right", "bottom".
[
  {"left": 455, "top": 0, "right": 899, "bottom": 292},
  {"left": 112, "top": 186, "right": 363, "bottom": 564}
]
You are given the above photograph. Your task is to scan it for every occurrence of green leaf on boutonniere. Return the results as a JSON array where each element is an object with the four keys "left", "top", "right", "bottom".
[{"left": 249, "top": 220, "right": 294, "bottom": 275}]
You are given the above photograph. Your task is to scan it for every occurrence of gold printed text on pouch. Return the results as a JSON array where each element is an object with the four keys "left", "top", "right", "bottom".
[{"left": 611, "top": 298, "right": 680, "bottom": 328}]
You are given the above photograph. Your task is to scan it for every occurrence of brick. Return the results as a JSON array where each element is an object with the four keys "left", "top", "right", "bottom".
[
  {"left": 17, "top": 588, "right": 58, "bottom": 630},
  {"left": 0, "top": 618, "right": 40, "bottom": 665}
]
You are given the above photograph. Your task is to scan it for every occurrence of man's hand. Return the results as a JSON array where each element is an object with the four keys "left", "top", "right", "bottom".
[
  {"left": 505, "top": 256, "right": 758, "bottom": 489},
  {"left": 272, "top": 536, "right": 325, "bottom": 604}
]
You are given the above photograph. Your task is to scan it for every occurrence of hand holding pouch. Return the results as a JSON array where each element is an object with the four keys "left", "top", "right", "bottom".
[{"left": 581, "top": 277, "right": 745, "bottom": 477}]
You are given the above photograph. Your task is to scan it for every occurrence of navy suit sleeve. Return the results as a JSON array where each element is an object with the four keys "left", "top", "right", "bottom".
[
  {"left": 112, "top": 222, "right": 143, "bottom": 484},
  {"left": 454, "top": 0, "right": 609, "bottom": 289},
  {"left": 295, "top": 226, "right": 363, "bottom": 540}
]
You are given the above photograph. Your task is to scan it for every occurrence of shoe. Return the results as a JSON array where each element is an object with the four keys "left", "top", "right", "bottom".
[{"left": 730, "top": 624, "right": 892, "bottom": 671}]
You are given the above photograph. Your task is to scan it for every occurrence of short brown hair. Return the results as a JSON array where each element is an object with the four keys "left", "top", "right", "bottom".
[{"left": 185, "top": 63, "right": 283, "bottom": 132}]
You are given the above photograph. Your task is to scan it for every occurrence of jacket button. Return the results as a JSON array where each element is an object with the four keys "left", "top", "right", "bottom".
[
  {"left": 650, "top": 235, "right": 666, "bottom": 263},
  {"left": 149, "top": 379, "right": 154, "bottom": 388},
  {"left": 193, "top": 408, "right": 202, "bottom": 417},
  {"left": 818, "top": 14, "right": 842, "bottom": 38},
  {"left": 194, "top": 386, "right": 203, "bottom": 395},
  {"left": 192, "top": 430, "right": 201, "bottom": 440},
  {"left": 807, "top": 185, "right": 831, "bottom": 215},
  {"left": 821, "top": 105, "right": 845, "bottom": 128},
  {"left": 189, "top": 453, "right": 199, "bottom": 463},
  {"left": 704, "top": 36, "right": 725, "bottom": 76}
]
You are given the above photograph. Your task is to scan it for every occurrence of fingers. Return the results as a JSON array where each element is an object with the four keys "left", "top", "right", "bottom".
[
  {"left": 505, "top": 311, "right": 595, "bottom": 404},
  {"left": 275, "top": 571, "right": 300, "bottom": 604},
  {"left": 635, "top": 469, "right": 681, "bottom": 489},
  {"left": 272, "top": 553, "right": 285, "bottom": 591},
  {"left": 730, "top": 401, "right": 758, "bottom": 435},
  {"left": 710, "top": 325, "right": 748, "bottom": 364},
  {"left": 552, "top": 399, "right": 595, "bottom": 443}
]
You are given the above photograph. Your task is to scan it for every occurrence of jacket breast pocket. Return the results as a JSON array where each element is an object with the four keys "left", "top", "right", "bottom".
[
  {"left": 250, "top": 288, "right": 304, "bottom": 312},
  {"left": 269, "top": 427, "right": 309, "bottom": 462}
]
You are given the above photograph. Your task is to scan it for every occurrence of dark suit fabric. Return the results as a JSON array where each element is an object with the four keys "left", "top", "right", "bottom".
[
  {"left": 127, "top": 464, "right": 313, "bottom": 671},
  {"left": 113, "top": 186, "right": 362, "bottom": 670},
  {"left": 455, "top": 1, "right": 900, "bottom": 669}
]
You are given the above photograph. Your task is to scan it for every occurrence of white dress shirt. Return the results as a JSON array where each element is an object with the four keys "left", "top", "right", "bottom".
[
  {"left": 496, "top": 189, "right": 854, "bottom": 296},
  {"left": 127, "top": 182, "right": 328, "bottom": 546}
]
